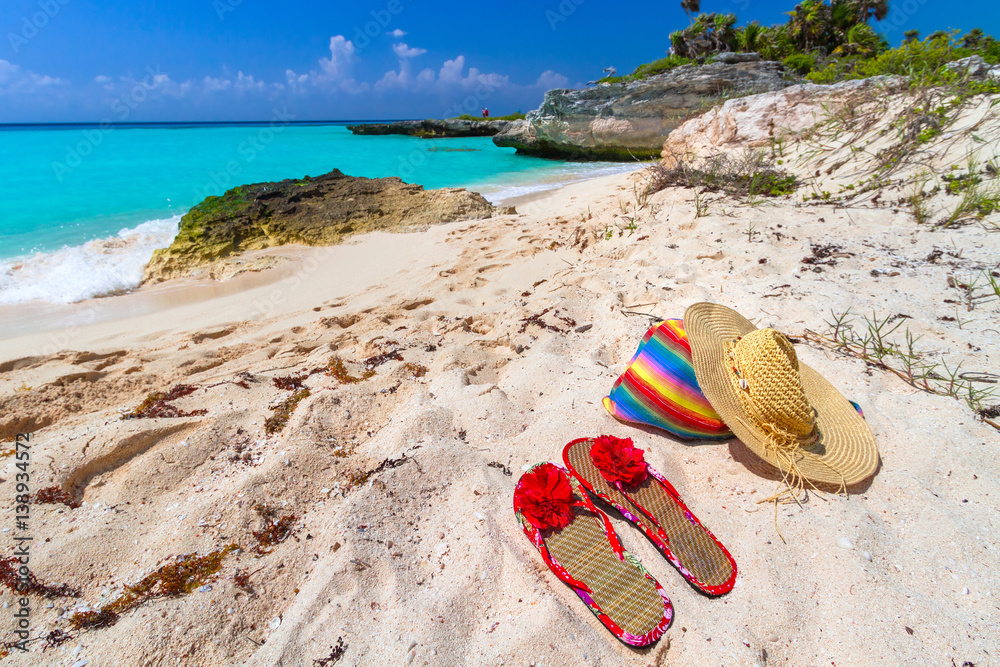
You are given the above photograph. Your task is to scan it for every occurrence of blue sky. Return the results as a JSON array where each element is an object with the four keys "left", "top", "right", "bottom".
[{"left": 1, "top": 0, "right": 997, "bottom": 123}]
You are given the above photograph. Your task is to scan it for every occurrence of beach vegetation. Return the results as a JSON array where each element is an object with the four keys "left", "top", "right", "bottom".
[
  {"left": 808, "top": 309, "right": 999, "bottom": 430},
  {"left": 597, "top": 55, "right": 694, "bottom": 83},
  {"left": 649, "top": 149, "right": 797, "bottom": 200},
  {"left": 605, "top": 1, "right": 1000, "bottom": 99},
  {"left": 906, "top": 173, "right": 933, "bottom": 224},
  {"left": 783, "top": 53, "right": 816, "bottom": 75},
  {"left": 944, "top": 177, "right": 1000, "bottom": 227}
]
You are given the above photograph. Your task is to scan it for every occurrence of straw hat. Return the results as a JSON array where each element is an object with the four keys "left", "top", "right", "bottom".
[{"left": 684, "top": 302, "right": 879, "bottom": 487}]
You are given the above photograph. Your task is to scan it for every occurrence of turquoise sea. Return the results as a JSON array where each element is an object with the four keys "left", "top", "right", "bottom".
[{"left": 0, "top": 122, "right": 641, "bottom": 305}]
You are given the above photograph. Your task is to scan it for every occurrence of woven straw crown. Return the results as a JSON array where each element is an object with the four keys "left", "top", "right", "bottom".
[
  {"left": 727, "top": 329, "right": 818, "bottom": 452},
  {"left": 685, "top": 302, "right": 879, "bottom": 488}
]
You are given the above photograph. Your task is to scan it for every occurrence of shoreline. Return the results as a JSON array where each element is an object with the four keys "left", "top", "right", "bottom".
[
  {"left": 0, "top": 158, "right": 647, "bottom": 312},
  {"left": 0, "top": 170, "right": 638, "bottom": 360}
]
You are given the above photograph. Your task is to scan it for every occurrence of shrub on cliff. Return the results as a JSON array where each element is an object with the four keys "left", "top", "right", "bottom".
[
  {"left": 783, "top": 53, "right": 817, "bottom": 75},
  {"left": 598, "top": 55, "right": 694, "bottom": 83},
  {"left": 806, "top": 30, "right": 1000, "bottom": 90}
]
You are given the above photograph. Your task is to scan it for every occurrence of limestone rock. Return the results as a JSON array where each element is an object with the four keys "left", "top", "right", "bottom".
[
  {"left": 143, "top": 170, "right": 496, "bottom": 283},
  {"left": 493, "top": 60, "right": 790, "bottom": 161},
  {"left": 945, "top": 55, "right": 1000, "bottom": 80},
  {"left": 661, "top": 76, "right": 906, "bottom": 165}
]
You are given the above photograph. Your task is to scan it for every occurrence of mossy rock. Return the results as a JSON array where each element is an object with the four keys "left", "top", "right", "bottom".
[{"left": 144, "top": 170, "right": 496, "bottom": 283}]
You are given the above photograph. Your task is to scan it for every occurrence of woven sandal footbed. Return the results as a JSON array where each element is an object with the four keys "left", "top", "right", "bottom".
[{"left": 566, "top": 439, "right": 735, "bottom": 589}]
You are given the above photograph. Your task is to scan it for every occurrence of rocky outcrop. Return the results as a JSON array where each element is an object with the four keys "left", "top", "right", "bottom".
[
  {"left": 945, "top": 55, "right": 1000, "bottom": 80},
  {"left": 347, "top": 119, "right": 511, "bottom": 138},
  {"left": 144, "top": 170, "right": 498, "bottom": 283},
  {"left": 660, "top": 76, "right": 907, "bottom": 164},
  {"left": 493, "top": 59, "right": 791, "bottom": 160}
]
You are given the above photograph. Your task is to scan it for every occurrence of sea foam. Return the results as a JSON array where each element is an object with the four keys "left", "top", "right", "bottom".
[{"left": 0, "top": 216, "right": 180, "bottom": 305}]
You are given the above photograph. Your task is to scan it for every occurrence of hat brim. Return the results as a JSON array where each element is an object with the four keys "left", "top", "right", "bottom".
[{"left": 685, "top": 302, "right": 879, "bottom": 487}]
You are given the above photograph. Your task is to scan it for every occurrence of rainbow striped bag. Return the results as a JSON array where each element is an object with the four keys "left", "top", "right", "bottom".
[{"left": 603, "top": 319, "right": 732, "bottom": 440}]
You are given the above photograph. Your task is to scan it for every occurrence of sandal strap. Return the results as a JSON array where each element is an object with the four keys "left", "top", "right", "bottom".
[{"left": 572, "top": 496, "right": 625, "bottom": 561}]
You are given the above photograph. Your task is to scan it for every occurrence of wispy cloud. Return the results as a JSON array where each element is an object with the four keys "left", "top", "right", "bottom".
[
  {"left": 388, "top": 28, "right": 407, "bottom": 38},
  {"left": 392, "top": 42, "right": 427, "bottom": 59},
  {"left": 0, "top": 59, "right": 66, "bottom": 95}
]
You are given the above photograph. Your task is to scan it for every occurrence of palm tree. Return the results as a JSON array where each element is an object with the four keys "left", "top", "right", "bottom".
[
  {"left": 843, "top": 0, "right": 889, "bottom": 24},
  {"left": 788, "top": 0, "right": 832, "bottom": 51},
  {"left": 681, "top": 0, "right": 700, "bottom": 22},
  {"left": 962, "top": 28, "right": 985, "bottom": 48}
]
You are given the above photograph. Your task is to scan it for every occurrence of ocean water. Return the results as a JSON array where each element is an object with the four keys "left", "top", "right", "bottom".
[{"left": 0, "top": 123, "right": 643, "bottom": 305}]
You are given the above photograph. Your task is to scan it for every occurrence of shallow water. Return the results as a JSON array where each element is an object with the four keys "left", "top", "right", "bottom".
[{"left": 0, "top": 122, "right": 642, "bottom": 304}]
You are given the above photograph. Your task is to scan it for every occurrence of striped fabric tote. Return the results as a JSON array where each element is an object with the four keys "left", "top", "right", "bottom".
[{"left": 603, "top": 319, "right": 732, "bottom": 440}]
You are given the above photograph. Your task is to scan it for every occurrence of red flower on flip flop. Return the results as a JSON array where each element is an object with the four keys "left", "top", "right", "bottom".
[
  {"left": 590, "top": 435, "right": 648, "bottom": 487},
  {"left": 517, "top": 464, "right": 575, "bottom": 531}
]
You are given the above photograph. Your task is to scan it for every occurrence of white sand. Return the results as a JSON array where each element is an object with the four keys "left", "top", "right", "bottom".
[{"left": 0, "top": 143, "right": 998, "bottom": 666}]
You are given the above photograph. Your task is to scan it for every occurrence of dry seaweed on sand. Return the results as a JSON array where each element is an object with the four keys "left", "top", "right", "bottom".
[
  {"left": 232, "top": 566, "right": 264, "bottom": 593},
  {"left": 363, "top": 348, "right": 403, "bottom": 370},
  {"left": 264, "top": 388, "right": 311, "bottom": 434},
  {"left": 348, "top": 454, "right": 412, "bottom": 488},
  {"left": 33, "top": 485, "right": 81, "bottom": 509},
  {"left": 0, "top": 556, "right": 81, "bottom": 598},
  {"left": 518, "top": 307, "right": 577, "bottom": 334},
  {"left": 272, "top": 373, "right": 309, "bottom": 391},
  {"left": 252, "top": 505, "right": 299, "bottom": 554},
  {"left": 488, "top": 461, "right": 512, "bottom": 476},
  {"left": 68, "top": 545, "right": 239, "bottom": 630},
  {"left": 801, "top": 243, "right": 854, "bottom": 267},
  {"left": 313, "top": 637, "right": 348, "bottom": 666},
  {"left": 121, "top": 384, "right": 208, "bottom": 420},
  {"left": 41, "top": 629, "right": 75, "bottom": 651},
  {"left": 326, "top": 357, "right": 375, "bottom": 384},
  {"left": 401, "top": 362, "right": 428, "bottom": 378}
]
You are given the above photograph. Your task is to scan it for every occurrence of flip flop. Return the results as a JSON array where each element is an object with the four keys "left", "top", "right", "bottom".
[
  {"left": 513, "top": 462, "right": 672, "bottom": 647},
  {"left": 563, "top": 436, "right": 737, "bottom": 596}
]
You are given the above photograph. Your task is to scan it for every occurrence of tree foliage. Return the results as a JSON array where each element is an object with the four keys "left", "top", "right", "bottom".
[{"left": 646, "top": 1, "right": 999, "bottom": 88}]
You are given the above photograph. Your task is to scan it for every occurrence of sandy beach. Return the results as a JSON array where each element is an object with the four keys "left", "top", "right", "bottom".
[{"left": 1, "top": 127, "right": 998, "bottom": 667}]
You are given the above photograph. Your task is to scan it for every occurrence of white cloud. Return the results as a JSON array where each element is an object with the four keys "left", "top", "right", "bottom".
[
  {"left": 437, "top": 56, "right": 509, "bottom": 90},
  {"left": 284, "top": 35, "right": 369, "bottom": 94},
  {"left": 534, "top": 70, "right": 569, "bottom": 89},
  {"left": 318, "top": 35, "right": 356, "bottom": 79},
  {"left": 0, "top": 60, "right": 65, "bottom": 95},
  {"left": 438, "top": 56, "right": 465, "bottom": 84},
  {"left": 388, "top": 29, "right": 407, "bottom": 38},
  {"left": 392, "top": 42, "right": 427, "bottom": 59}
]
